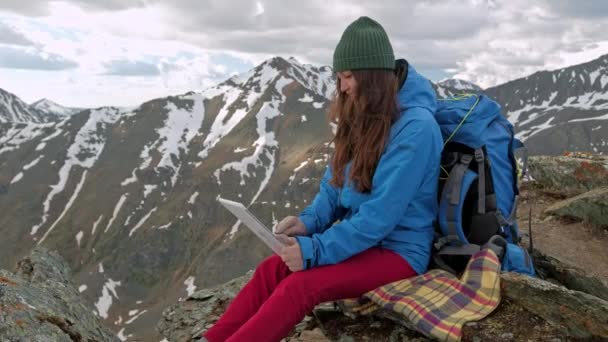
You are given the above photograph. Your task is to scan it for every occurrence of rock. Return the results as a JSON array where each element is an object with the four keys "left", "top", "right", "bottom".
[
  {"left": 0, "top": 247, "right": 119, "bottom": 341},
  {"left": 532, "top": 250, "right": 608, "bottom": 302},
  {"left": 543, "top": 187, "right": 608, "bottom": 228},
  {"left": 528, "top": 154, "right": 608, "bottom": 197},
  {"left": 501, "top": 272, "right": 608, "bottom": 339},
  {"left": 157, "top": 271, "right": 253, "bottom": 342},
  {"left": 157, "top": 255, "right": 608, "bottom": 341},
  {"left": 297, "top": 328, "right": 330, "bottom": 342}
]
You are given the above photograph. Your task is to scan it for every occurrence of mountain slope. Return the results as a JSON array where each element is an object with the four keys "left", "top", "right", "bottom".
[
  {"left": 0, "top": 57, "right": 334, "bottom": 341},
  {"left": 485, "top": 54, "right": 608, "bottom": 155},
  {"left": 0, "top": 88, "right": 47, "bottom": 123},
  {"left": 434, "top": 78, "right": 483, "bottom": 98},
  {"left": 31, "top": 98, "right": 83, "bottom": 120},
  {"left": 1, "top": 54, "right": 607, "bottom": 341}
]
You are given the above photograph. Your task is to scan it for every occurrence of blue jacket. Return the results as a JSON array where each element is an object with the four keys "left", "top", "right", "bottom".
[{"left": 295, "top": 64, "right": 443, "bottom": 275}]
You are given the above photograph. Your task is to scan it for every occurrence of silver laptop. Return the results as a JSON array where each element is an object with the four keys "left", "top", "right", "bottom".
[{"left": 218, "top": 197, "right": 286, "bottom": 254}]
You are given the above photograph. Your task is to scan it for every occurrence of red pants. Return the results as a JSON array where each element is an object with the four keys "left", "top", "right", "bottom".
[{"left": 204, "top": 247, "right": 416, "bottom": 342}]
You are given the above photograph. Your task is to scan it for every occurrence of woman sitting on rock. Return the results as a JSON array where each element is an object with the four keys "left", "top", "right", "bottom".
[{"left": 200, "top": 16, "right": 443, "bottom": 342}]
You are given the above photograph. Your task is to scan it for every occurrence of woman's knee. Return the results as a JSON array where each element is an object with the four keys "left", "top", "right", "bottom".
[
  {"left": 274, "top": 272, "right": 319, "bottom": 304},
  {"left": 254, "top": 254, "right": 289, "bottom": 278}
]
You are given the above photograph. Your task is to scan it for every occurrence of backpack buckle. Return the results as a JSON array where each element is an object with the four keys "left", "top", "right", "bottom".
[
  {"left": 460, "top": 154, "right": 473, "bottom": 165},
  {"left": 474, "top": 149, "right": 485, "bottom": 162}
]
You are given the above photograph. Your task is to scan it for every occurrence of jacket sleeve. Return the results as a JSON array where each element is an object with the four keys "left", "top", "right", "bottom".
[
  {"left": 296, "top": 114, "right": 440, "bottom": 268},
  {"left": 298, "top": 165, "right": 344, "bottom": 235}
]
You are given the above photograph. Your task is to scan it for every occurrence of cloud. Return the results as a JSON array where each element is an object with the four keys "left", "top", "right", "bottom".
[
  {"left": 1, "top": 0, "right": 608, "bottom": 102},
  {"left": 546, "top": 0, "right": 608, "bottom": 18},
  {"left": 102, "top": 60, "right": 160, "bottom": 76},
  {"left": 68, "top": 0, "right": 148, "bottom": 12},
  {"left": 0, "top": 0, "right": 148, "bottom": 16},
  {"left": 0, "top": 0, "right": 51, "bottom": 16},
  {"left": 0, "top": 46, "right": 78, "bottom": 70},
  {"left": 0, "top": 22, "right": 34, "bottom": 46}
]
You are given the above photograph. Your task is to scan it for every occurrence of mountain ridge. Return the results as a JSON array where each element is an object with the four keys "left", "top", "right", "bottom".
[{"left": 1, "top": 54, "right": 607, "bottom": 341}]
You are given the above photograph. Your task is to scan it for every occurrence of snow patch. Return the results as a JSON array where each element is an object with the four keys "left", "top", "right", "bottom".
[
  {"left": 184, "top": 276, "right": 197, "bottom": 296},
  {"left": 198, "top": 82, "right": 259, "bottom": 160},
  {"left": 31, "top": 108, "right": 122, "bottom": 236},
  {"left": 138, "top": 95, "right": 206, "bottom": 187},
  {"left": 91, "top": 214, "right": 104, "bottom": 235},
  {"left": 10, "top": 172, "right": 23, "bottom": 184},
  {"left": 143, "top": 184, "right": 157, "bottom": 198},
  {"left": 128, "top": 207, "right": 157, "bottom": 236},
  {"left": 104, "top": 194, "right": 128, "bottom": 233},
  {"left": 117, "top": 328, "right": 132, "bottom": 341},
  {"left": 298, "top": 93, "right": 314, "bottom": 102},
  {"left": 23, "top": 155, "right": 44, "bottom": 170},
  {"left": 76, "top": 231, "right": 83, "bottom": 248},
  {"left": 294, "top": 160, "right": 308, "bottom": 172},
  {"left": 188, "top": 191, "right": 199, "bottom": 204},
  {"left": 157, "top": 222, "right": 172, "bottom": 230},
  {"left": 217, "top": 78, "right": 290, "bottom": 235},
  {"left": 95, "top": 279, "right": 121, "bottom": 319},
  {"left": 570, "top": 112, "right": 608, "bottom": 123},
  {"left": 517, "top": 117, "right": 557, "bottom": 142},
  {"left": 120, "top": 169, "right": 138, "bottom": 186},
  {"left": 0, "top": 122, "right": 55, "bottom": 155},
  {"left": 38, "top": 170, "right": 89, "bottom": 244},
  {"left": 125, "top": 309, "right": 147, "bottom": 325}
]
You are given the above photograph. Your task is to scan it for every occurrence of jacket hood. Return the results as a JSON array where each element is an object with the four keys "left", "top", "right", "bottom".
[{"left": 395, "top": 59, "right": 437, "bottom": 115}]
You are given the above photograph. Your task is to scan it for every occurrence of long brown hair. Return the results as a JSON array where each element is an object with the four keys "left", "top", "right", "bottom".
[{"left": 328, "top": 69, "right": 399, "bottom": 193}]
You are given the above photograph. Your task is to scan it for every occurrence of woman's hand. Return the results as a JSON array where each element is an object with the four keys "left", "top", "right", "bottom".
[
  {"left": 274, "top": 216, "right": 307, "bottom": 236},
  {"left": 276, "top": 235, "right": 304, "bottom": 272}
]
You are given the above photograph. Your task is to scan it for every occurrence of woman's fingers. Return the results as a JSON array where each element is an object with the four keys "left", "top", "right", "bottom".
[
  {"left": 274, "top": 216, "right": 296, "bottom": 234},
  {"left": 275, "top": 234, "right": 296, "bottom": 246}
]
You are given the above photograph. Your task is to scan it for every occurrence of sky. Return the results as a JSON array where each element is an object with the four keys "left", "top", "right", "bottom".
[{"left": 0, "top": 0, "right": 607, "bottom": 108}]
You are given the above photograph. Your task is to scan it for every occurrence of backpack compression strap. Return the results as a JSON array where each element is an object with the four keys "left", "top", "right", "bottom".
[{"left": 437, "top": 154, "right": 478, "bottom": 248}]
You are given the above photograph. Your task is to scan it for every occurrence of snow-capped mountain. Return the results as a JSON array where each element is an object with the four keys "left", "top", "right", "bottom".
[
  {"left": 485, "top": 54, "right": 608, "bottom": 155},
  {"left": 434, "top": 78, "right": 483, "bottom": 98},
  {"left": 0, "top": 88, "right": 47, "bottom": 123},
  {"left": 31, "top": 98, "right": 83, "bottom": 120},
  {"left": 0, "top": 57, "right": 334, "bottom": 341},
  {"left": 1, "top": 54, "right": 607, "bottom": 341}
]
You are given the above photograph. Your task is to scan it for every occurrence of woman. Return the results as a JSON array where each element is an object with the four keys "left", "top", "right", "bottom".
[{"left": 200, "top": 16, "right": 443, "bottom": 342}]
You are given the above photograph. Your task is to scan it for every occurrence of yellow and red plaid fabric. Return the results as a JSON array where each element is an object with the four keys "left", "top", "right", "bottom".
[{"left": 339, "top": 249, "right": 501, "bottom": 342}]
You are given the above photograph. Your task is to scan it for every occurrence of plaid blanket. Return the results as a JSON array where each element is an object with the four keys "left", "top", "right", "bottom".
[{"left": 339, "top": 249, "right": 501, "bottom": 342}]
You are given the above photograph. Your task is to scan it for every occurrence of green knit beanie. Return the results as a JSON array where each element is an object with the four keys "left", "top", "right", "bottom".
[{"left": 333, "top": 16, "right": 395, "bottom": 72}]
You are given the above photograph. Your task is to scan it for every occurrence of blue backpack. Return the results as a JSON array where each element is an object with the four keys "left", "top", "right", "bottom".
[{"left": 432, "top": 93, "right": 535, "bottom": 276}]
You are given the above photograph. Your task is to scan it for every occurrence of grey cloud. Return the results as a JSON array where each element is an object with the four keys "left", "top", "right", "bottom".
[
  {"left": 0, "top": 46, "right": 78, "bottom": 70},
  {"left": 2, "top": 0, "right": 607, "bottom": 86},
  {"left": 546, "top": 0, "right": 608, "bottom": 18},
  {"left": 154, "top": 0, "right": 513, "bottom": 73},
  {"left": 102, "top": 60, "right": 160, "bottom": 76},
  {"left": 0, "top": 0, "right": 147, "bottom": 15},
  {"left": 0, "top": 22, "right": 34, "bottom": 46},
  {"left": 68, "top": 0, "right": 148, "bottom": 12},
  {"left": 0, "top": 0, "right": 51, "bottom": 16}
]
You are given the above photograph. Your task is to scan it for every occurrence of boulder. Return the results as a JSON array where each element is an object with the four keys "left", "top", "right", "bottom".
[
  {"left": 543, "top": 186, "right": 608, "bottom": 228},
  {"left": 0, "top": 247, "right": 119, "bottom": 341},
  {"left": 528, "top": 154, "right": 608, "bottom": 197},
  {"left": 501, "top": 272, "right": 608, "bottom": 339},
  {"left": 533, "top": 250, "right": 608, "bottom": 302},
  {"left": 157, "top": 271, "right": 253, "bottom": 342}
]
